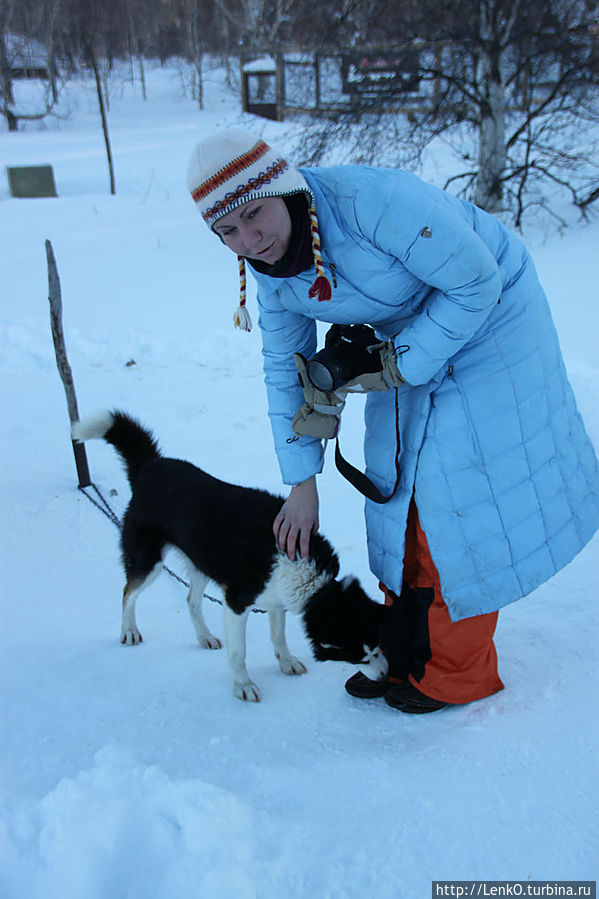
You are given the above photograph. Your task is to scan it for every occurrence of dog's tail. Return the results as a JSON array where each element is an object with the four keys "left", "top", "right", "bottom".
[{"left": 72, "top": 410, "right": 161, "bottom": 486}]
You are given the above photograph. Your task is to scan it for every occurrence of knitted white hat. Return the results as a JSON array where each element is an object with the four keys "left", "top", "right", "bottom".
[
  {"left": 186, "top": 127, "right": 313, "bottom": 227},
  {"left": 186, "top": 128, "right": 332, "bottom": 331}
]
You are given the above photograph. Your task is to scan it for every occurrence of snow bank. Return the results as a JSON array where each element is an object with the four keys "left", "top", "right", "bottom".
[{"left": 1, "top": 745, "right": 256, "bottom": 899}]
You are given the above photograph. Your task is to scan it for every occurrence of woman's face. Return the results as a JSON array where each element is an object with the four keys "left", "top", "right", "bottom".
[{"left": 213, "top": 197, "right": 292, "bottom": 265}]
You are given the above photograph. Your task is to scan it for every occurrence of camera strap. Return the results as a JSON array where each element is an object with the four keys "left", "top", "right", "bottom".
[{"left": 333, "top": 388, "right": 401, "bottom": 504}]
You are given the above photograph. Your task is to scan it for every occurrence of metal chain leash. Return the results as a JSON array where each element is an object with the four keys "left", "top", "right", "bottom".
[{"left": 80, "top": 483, "right": 122, "bottom": 529}]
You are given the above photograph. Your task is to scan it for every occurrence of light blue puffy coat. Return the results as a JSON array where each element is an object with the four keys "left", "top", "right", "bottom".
[{"left": 251, "top": 166, "right": 599, "bottom": 621}]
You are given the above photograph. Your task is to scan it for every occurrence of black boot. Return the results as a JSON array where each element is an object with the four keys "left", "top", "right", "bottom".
[
  {"left": 385, "top": 681, "right": 452, "bottom": 714},
  {"left": 344, "top": 672, "right": 389, "bottom": 698},
  {"left": 344, "top": 584, "right": 414, "bottom": 699}
]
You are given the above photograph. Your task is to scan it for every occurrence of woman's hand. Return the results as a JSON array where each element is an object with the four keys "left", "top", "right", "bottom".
[{"left": 273, "top": 476, "right": 320, "bottom": 561}]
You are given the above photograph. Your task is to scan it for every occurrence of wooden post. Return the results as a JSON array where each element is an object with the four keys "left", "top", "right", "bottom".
[
  {"left": 240, "top": 53, "right": 249, "bottom": 113},
  {"left": 276, "top": 52, "right": 285, "bottom": 121},
  {"left": 46, "top": 239, "right": 92, "bottom": 488}
]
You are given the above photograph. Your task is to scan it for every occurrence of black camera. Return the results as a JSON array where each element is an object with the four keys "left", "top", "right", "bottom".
[{"left": 305, "top": 324, "right": 382, "bottom": 392}]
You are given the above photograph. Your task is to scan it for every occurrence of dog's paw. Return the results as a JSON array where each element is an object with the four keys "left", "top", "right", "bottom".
[
  {"left": 233, "top": 681, "right": 261, "bottom": 702},
  {"left": 121, "top": 627, "right": 143, "bottom": 645},
  {"left": 278, "top": 655, "right": 307, "bottom": 676},
  {"left": 198, "top": 635, "right": 223, "bottom": 650}
]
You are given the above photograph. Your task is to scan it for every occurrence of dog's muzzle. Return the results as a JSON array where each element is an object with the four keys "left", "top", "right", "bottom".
[{"left": 357, "top": 645, "right": 389, "bottom": 681}]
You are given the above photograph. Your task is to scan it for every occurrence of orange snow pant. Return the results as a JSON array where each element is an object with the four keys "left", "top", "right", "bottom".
[{"left": 380, "top": 500, "right": 504, "bottom": 705}]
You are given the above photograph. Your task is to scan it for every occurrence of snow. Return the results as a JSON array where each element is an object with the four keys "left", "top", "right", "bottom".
[
  {"left": 1, "top": 61, "right": 598, "bottom": 897},
  {"left": 243, "top": 57, "right": 277, "bottom": 73}
]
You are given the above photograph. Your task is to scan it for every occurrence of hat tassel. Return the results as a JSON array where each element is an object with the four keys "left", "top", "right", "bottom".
[{"left": 233, "top": 256, "right": 252, "bottom": 332}]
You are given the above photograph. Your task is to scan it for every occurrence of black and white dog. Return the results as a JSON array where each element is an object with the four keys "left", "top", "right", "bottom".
[{"left": 73, "top": 411, "right": 389, "bottom": 701}]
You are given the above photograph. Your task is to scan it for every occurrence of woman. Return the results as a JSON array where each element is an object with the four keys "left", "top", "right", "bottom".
[{"left": 186, "top": 127, "right": 599, "bottom": 714}]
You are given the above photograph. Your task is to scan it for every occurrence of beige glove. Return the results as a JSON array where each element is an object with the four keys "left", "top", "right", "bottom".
[
  {"left": 379, "top": 340, "right": 406, "bottom": 387},
  {"left": 341, "top": 341, "right": 405, "bottom": 393},
  {"left": 291, "top": 354, "right": 346, "bottom": 439}
]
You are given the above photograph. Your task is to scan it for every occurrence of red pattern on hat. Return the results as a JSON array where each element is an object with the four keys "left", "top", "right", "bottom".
[
  {"left": 191, "top": 140, "right": 270, "bottom": 204},
  {"left": 202, "top": 158, "right": 289, "bottom": 223}
]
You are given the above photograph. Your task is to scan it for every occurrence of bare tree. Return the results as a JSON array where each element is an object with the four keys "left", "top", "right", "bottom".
[
  {"left": 125, "top": 0, "right": 147, "bottom": 100},
  {"left": 429, "top": 0, "right": 599, "bottom": 219},
  {"left": 212, "top": 0, "right": 296, "bottom": 53},
  {"left": 292, "top": 0, "right": 599, "bottom": 225},
  {"left": 186, "top": 0, "right": 206, "bottom": 107}
]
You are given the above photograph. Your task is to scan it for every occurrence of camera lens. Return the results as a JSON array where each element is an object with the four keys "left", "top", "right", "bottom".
[{"left": 306, "top": 359, "right": 335, "bottom": 391}]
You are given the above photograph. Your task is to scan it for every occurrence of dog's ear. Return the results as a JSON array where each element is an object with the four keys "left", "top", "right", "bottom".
[
  {"left": 341, "top": 577, "right": 391, "bottom": 614},
  {"left": 340, "top": 575, "right": 359, "bottom": 590}
]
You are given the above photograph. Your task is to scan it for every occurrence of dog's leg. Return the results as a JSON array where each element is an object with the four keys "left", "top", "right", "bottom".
[
  {"left": 268, "top": 609, "right": 307, "bottom": 676},
  {"left": 223, "top": 605, "right": 260, "bottom": 702},
  {"left": 185, "top": 569, "right": 222, "bottom": 650},
  {"left": 121, "top": 562, "right": 161, "bottom": 645}
]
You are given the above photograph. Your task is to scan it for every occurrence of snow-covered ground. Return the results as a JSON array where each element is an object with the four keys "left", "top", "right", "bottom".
[{"left": 0, "top": 62, "right": 598, "bottom": 898}]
